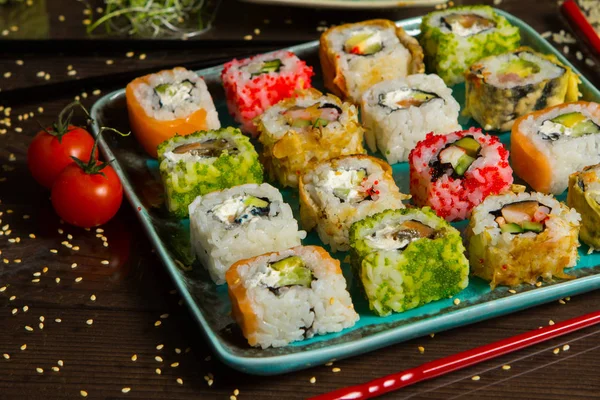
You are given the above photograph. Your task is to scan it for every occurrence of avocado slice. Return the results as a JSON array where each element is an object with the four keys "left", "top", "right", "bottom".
[
  {"left": 270, "top": 256, "right": 313, "bottom": 288},
  {"left": 499, "top": 58, "right": 541, "bottom": 78},
  {"left": 353, "top": 169, "right": 366, "bottom": 184},
  {"left": 154, "top": 83, "right": 170, "bottom": 94},
  {"left": 252, "top": 59, "right": 283, "bottom": 76},
  {"left": 453, "top": 137, "right": 481, "bottom": 158},
  {"left": 551, "top": 112, "right": 587, "bottom": 128},
  {"left": 291, "top": 118, "right": 312, "bottom": 128},
  {"left": 244, "top": 196, "right": 269, "bottom": 209},
  {"left": 454, "top": 154, "right": 475, "bottom": 176},
  {"left": 344, "top": 32, "right": 382, "bottom": 55},
  {"left": 313, "top": 118, "right": 329, "bottom": 128},
  {"left": 501, "top": 223, "right": 523, "bottom": 234},
  {"left": 522, "top": 221, "right": 543, "bottom": 233},
  {"left": 333, "top": 188, "right": 351, "bottom": 200}
]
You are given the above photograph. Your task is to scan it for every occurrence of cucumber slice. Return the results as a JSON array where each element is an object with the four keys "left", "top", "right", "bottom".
[
  {"left": 454, "top": 154, "right": 475, "bottom": 176},
  {"left": 453, "top": 137, "right": 481, "bottom": 158},
  {"left": 522, "top": 221, "right": 543, "bottom": 233},
  {"left": 154, "top": 83, "right": 170, "bottom": 94},
  {"left": 501, "top": 223, "right": 523, "bottom": 234},
  {"left": 291, "top": 119, "right": 312, "bottom": 128},
  {"left": 270, "top": 256, "right": 313, "bottom": 288},
  {"left": 333, "top": 188, "right": 351, "bottom": 200},
  {"left": 313, "top": 118, "right": 329, "bottom": 128}
]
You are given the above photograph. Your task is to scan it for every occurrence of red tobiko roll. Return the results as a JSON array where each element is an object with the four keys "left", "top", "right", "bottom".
[
  {"left": 221, "top": 50, "right": 314, "bottom": 136},
  {"left": 409, "top": 128, "right": 513, "bottom": 221}
]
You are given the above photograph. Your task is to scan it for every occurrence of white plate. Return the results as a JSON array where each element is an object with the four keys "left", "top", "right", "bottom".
[{"left": 240, "top": 0, "right": 445, "bottom": 10}]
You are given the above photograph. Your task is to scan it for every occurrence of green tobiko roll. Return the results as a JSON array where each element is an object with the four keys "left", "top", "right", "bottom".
[
  {"left": 157, "top": 127, "right": 263, "bottom": 218},
  {"left": 349, "top": 207, "right": 469, "bottom": 316},
  {"left": 420, "top": 5, "right": 520, "bottom": 86}
]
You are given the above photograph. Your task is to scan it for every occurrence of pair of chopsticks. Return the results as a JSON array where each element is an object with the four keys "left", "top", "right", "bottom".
[
  {"left": 310, "top": 310, "right": 600, "bottom": 400},
  {"left": 561, "top": 0, "right": 600, "bottom": 56}
]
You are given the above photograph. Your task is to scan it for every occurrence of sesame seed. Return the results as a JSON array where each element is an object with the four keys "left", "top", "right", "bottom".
[
  {"left": 68, "top": 70, "right": 77, "bottom": 76},
  {"left": 105, "top": 60, "right": 114, "bottom": 65},
  {"left": 559, "top": 299, "right": 566, "bottom": 305},
  {"left": 19, "top": 344, "right": 27, "bottom": 351},
  {"left": 566, "top": 296, "right": 571, "bottom": 301},
  {"left": 75, "top": 277, "right": 83, "bottom": 283},
  {"left": 175, "top": 348, "right": 182, "bottom": 354},
  {"left": 563, "top": 45, "right": 569, "bottom": 55},
  {"left": 32, "top": 279, "right": 40, "bottom": 283},
  {"left": 38, "top": 107, "right": 44, "bottom": 113},
  {"left": 50, "top": 249, "right": 57, "bottom": 254},
  {"left": 131, "top": 354, "right": 137, "bottom": 361},
  {"left": 82, "top": 19, "right": 91, "bottom": 25},
  {"left": 155, "top": 368, "right": 162, "bottom": 375},
  {"left": 563, "top": 344, "right": 570, "bottom": 351},
  {"left": 160, "top": 313, "right": 169, "bottom": 319},
  {"left": 45, "top": 74, "right": 51, "bottom": 81},
  {"left": 90, "top": 294, "right": 96, "bottom": 301},
  {"left": 52, "top": 366, "right": 60, "bottom": 372},
  {"left": 310, "top": 377, "right": 316, "bottom": 384},
  {"left": 80, "top": 390, "right": 88, "bottom": 397},
  {"left": 155, "top": 356, "right": 163, "bottom": 362},
  {"left": 101, "top": 260, "right": 109, "bottom": 265},
  {"left": 39, "top": 316, "right": 44, "bottom": 322},
  {"left": 3, "top": 353, "right": 9, "bottom": 359},
  {"left": 254, "top": 28, "right": 261, "bottom": 35},
  {"left": 576, "top": 51, "right": 583, "bottom": 60},
  {"left": 332, "top": 367, "right": 341, "bottom": 373},
  {"left": 126, "top": 51, "right": 134, "bottom": 58},
  {"left": 0, "top": 286, "right": 6, "bottom": 292},
  {"left": 122, "top": 388, "right": 131, "bottom": 393},
  {"left": 585, "top": 58, "right": 596, "bottom": 66},
  {"left": 16, "top": 60, "right": 23, "bottom": 65},
  {"left": 23, "top": 305, "right": 28, "bottom": 312},
  {"left": 92, "top": 89, "right": 101, "bottom": 96},
  {"left": 230, "top": 396, "right": 236, "bottom": 400},
  {"left": 55, "top": 278, "right": 61, "bottom": 284},
  {"left": 471, "top": 375, "right": 480, "bottom": 381},
  {"left": 55, "top": 318, "right": 61, "bottom": 323},
  {"left": 177, "top": 378, "right": 183, "bottom": 385},
  {"left": 11, "top": 308, "right": 17, "bottom": 315},
  {"left": 86, "top": 319, "right": 93, "bottom": 325},
  {"left": 208, "top": 379, "right": 214, "bottom": 386},
  {"left": 58, "top": 360, "right": 64, "bottom": 366},
  {"left": 9, "top": 296, "right": 15, "bottom": 301},
  {"left": 36, "top": 367, "right": 44, "bottom": 373},
  {"left": 171, "top": 362, "right": 179, "bottom": 368},
  {"left": 71, "top": 263, "right": 78, "bottom": 269},
  {"left": 453, "top": 298, "right": 460, "bottom": 305},
  {"left": 25, "top": 325, "right": 33, "bottom": 331},
  {"left": 39, "top": 323, "right": 44, "bottom": 329},
  {"left": 154, "top": 321, "right": 162, "bottom": 327},
  {"left": 3, "top": 72, "right": 12, "bottom": 78},
  {"left": 139, "top": 54, "right": 147, "bottom": 60},
  {"left": 549, "top": 320, "right": 555, "bottom": 326},
  {"left": 73, "top": 246, "right": 80, "bottom": 251},
  {"left": 553, "top": 348, "right": 560, "bottom": 354},
  {"left": 243, "top": 35, "right": 253, "bottom": 40},
  {"left": 535, "top": 281, "right": 542, "bottom": 287},
  {"left": 29, "top": 234, "right": 36, "bottom": 239},
  {"left": 325, "top": 362, "right": 333, "bottom": 366},
  {"left": 418, "top": 346, "right": 425, "bottom": 354}
]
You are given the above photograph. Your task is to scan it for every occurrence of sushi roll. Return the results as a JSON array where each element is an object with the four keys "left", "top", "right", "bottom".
[
  {"left": 319, "top": 19, "right": 425, "bottom": 103},
  {"left": 567, "top": 164, "right": 600, "bottom": 250},
  {"left": 299, "top": 155, "right": 408, "bottom": 252},
  {"left": 126, "top": 67, "right": 220, "bottom": 158},
  {"left": 464, "top": 47, "right": 581, "bottom": 131},
  {"left": 226, "top": 246, "right": 359, "bottom": 349},
  {"left": 467, "top": 191, "right": 581, "bottom": 288},
  {"left": 409, "top": 128, "right": 513, "bottom": 221},
  {"left": 157, "top": 127, "right": 263, "bottom": 218},
  {"left": 420, "top": 5, "right": 520, "bottom": 85},
  {"left": 349, "top": 208, "right": 469, "bottom": 317},
  {"left": 189, "top": 183, "right": 306, "bottom": 284},
  {"left": 256, "top": 89, "right": 365, "bottom": 188},
  {"left": 221, "top": 51, "right": 314, "bottom": 136},
  {"left": 361, "top": 74, "right": 461, "bottom": 164},
  {"left": 511, "top": 102, "right": 600, "bottom": 194}
]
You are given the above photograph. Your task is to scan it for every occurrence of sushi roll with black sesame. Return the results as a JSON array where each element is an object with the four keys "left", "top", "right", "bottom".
[
  {"left": 467, "top": 191, "right": 581, "bottom": 288},
  {"left": 361, "top": 74, "right": 461, "bottom": 164},
  {"left": 409, "top": 128, "right": 513, "bottom": 221},
  {"left": 464, "top": 47, "right": 581, "bottom": 131},
  {"left": 157, "top": 127, "right": 263, "bottom": 218},
  {"left": 319, "top": 19, "right": 424, "bottom": 103},
  {"left": 420, "top": 5, "right": 520, "bottom": 85},
  {"left": 189, "top": 183, "right": 305, "bottom": 284}
]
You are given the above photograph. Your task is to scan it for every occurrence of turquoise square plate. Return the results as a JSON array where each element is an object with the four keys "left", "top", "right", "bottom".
[{"left": 90, "top": 9, "right": 600, "bottom": 375}]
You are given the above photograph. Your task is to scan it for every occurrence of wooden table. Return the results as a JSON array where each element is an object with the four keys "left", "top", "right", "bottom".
[{"left": 1, "top": 0, "right": 599, "bottom": 399}]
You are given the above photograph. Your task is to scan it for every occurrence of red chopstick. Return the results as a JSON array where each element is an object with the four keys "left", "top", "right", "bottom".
[
  {"left": 310, "top": 310, "right": 600, "bottom": 400},
  {"left": 561, "top": 0, "right": 600, "bottom": 55}
]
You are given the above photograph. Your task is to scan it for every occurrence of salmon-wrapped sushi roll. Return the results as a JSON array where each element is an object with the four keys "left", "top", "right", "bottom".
[
  {"left": 511, "top": 101, "right": 600, "bottom": 195},
  {"left": 126, "top": 67, "right": 220, "bottom": 157},
  {"left": 467, "top": 191, "right": 580, "bottom": 288},
  {"left": 319, "top": 19, "right": 424, "bottom": 103},
  {"left": 226, "top": 246, "right": 358, "bottom": 349}
]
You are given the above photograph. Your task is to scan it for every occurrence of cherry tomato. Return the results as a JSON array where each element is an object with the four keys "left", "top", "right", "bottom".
[
  {"left": 51, "top": 161, "right": 123, "bottom": 228},
  {"left": 27, "top": 125, "right": 96, "bottom": 188}
]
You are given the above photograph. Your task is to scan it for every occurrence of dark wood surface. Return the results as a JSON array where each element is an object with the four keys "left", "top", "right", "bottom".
[{"left": 1, "top": 0, "right": 600, "bottom": 399}]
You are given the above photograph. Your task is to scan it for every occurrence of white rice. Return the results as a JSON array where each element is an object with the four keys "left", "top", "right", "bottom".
[
  {"left": 301, "top": 156, "right": 406, "bottom": 252},
  {"left": 323, "top": 24, "right": 411, "bottom": 102},
  {"left": 514, "top": 102, "right": 600, "bottom": 194},
  {"left": 189, "top": 184, "right": 306, "bottom": 284},
  {"left": 361, "top": 74, "right": 461, "bottom": 164},
  {"left": 470, "top": 191, "right": 581, "bottom": 246},
  {"left": 233, "top": 246, "right": 358, "bottom": 349},
  {"left": 132, "top": 67, "right": 220, "bottom": 127}
]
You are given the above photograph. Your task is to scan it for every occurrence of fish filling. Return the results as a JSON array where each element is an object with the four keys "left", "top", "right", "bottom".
[
  {"left": 378, "top": 88, "right": 441, "bottom": 111},
  {"left": 491, "top": 200, "right": 550, "bottom": 234},
  {"left": 263, "top": 256, "right": 314, "bottom": 294},
  {"left": 209, "top": 195, "right": 270, "bottom": 226},
  {"left": 538, "top": 112, "right": 600, "bottom": 141},
  {"left": 283, "top": 103, "right": 342, "bottom": 129},
  {"left": 244, "top": 58, "right": 283, "bottom": 77},
  {"left": 172, "top": 138, "right": 239, "bottom": 157},
  {"left": 154, "top": 79, "right": 195, "bottom": 109},
  {"left": 442, "top": 13, "right": 496, "bottom": 37},
  {"left": 321, "top": 168, "right": 377, "bottom": 203},
  {"left": 366, "top": 220, "right": 436, "bottom": 251},
  {"left": 430, "top": 136, "right": 481, "bottom": 180},
  {"left": 344, "top": 29, "right": 383, "bottom": 56}
]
